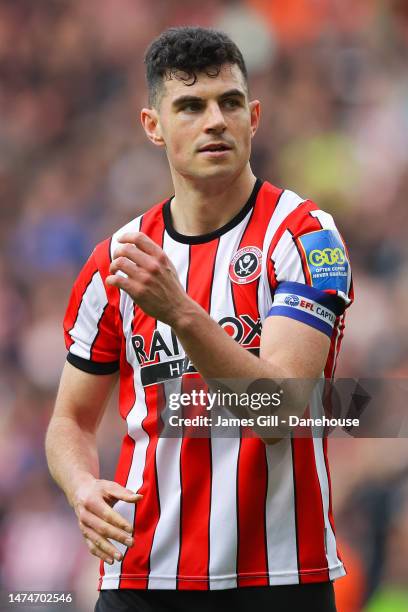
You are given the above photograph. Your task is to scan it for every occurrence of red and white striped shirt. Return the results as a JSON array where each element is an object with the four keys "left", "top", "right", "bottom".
[{"left": 64, "top": 179, "right": 353, "bottom": 591}]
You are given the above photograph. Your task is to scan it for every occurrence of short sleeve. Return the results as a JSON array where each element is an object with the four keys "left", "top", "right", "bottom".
[
  {"left": 267, "top": 203, "right": 353, "bottom": 338},
  {"left": 63, "top": 238, "right": 121, "bottom": 374}
]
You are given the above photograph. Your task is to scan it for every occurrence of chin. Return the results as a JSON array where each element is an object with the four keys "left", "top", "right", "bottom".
[{"left": 193, "top": 163, "right": 238, "bottom": 181}]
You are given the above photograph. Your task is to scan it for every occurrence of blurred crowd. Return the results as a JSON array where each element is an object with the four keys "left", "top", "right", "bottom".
[{"left": 0, "top": 1, "right": 407, "bottom": 610}]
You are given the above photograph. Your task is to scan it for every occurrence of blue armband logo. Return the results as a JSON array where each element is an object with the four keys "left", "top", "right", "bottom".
[
  {"left": 298, "top": 230, "right": 349, "bottom": 293},
  {"left": 284, "top": 294, "right": 300, "bottom": 307}
]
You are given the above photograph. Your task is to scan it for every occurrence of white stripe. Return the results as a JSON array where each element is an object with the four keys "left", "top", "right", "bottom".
[
  {"left": 208, "top": 225, "right": 249, "bottom": 589},
  {"left": 111, "top": 216, "right": 145, "bottom": 252},
  {"left": 313, "top": 436, "right": 342, "bottom": 577},
  {"left": 68, "top": 271, "right": 107, "bottom": 360},
  {"left": 258, "top": 189, "right": 306, "bottom": 319},
  {"left": 100, "top": 219, "right": 147, "bottom": 589},
  {"left": 261, "top": 190, "right": 305, "bottom": 282},
  {"left": 147, "top": 233, "right": 189, "bottom": 588},
  {"left": 271, "top": 229, "right": 306, "bottom": 285},
  {"left": 309, "top": 382, "right": 344, "bottom": 577},
  {"left": 208, "top": 438, "right": 240, "bottom": 589},
  {"left": 147, "top": 434, "right": 183, "bottom": 589},
  {"left": 309, "top": 209, "right": 336, "bottom": 231},
  {"left": 264, "top": 439, "right": 299, "bottom": 584}
]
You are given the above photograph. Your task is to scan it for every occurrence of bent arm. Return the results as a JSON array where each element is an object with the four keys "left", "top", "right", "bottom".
[
  {"left": 172, "top": 308, "right": 329, "bottom": 443},
  {"left": 106, "top": 231, "right": 331, "bottom": 443},
  {"left": 172, "top": 302, "right": 329, "bottom": 382}
]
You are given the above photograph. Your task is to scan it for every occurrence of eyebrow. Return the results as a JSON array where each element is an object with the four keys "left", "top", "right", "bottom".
[{"left": 172, "top": 88, "right": 246, "bottom": 109}]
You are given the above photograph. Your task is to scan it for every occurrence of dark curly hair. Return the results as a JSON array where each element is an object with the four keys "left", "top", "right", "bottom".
[{"left": 144, "top": 26, "right": 248, "bottom": 107}]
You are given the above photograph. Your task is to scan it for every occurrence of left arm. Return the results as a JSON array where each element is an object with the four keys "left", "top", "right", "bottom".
[{"left": 106, "top": 233, "right": 330, "bottom": 436}]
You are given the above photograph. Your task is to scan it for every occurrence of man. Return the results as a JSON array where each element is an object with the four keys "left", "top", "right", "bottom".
[{"left": 46, "top": 26, "right": 353, "bottom": 612}]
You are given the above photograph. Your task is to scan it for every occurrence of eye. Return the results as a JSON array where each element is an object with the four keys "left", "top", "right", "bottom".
[
  {"left": 182, "top": 101, "right": 203, "bottom": 112},
  {"left": 223, "top": 98, "right": 241, "bottom": 109}
]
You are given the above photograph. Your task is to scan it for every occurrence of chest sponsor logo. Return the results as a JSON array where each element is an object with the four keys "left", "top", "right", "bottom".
[
  {"left": 229, "top": 246, "right": 262, "bottom": 284},
  {"left": 132, "top": 314, "right": 262, "bottom": 386}
]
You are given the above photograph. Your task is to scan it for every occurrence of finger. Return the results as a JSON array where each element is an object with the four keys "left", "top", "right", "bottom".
[
  {"left": 113, "top": 244, "right": 158, "bottom": 272},
  {"left": 91, "top": 501, "right": 136, "bottom": 535},
  {"left": 79, "top": 508, "right": 134, "bottom": 547},
  {"left": 105, "top": 274, "right": 138, "bottom": 294},
  {"left": 86, "top": 488, "right": 142, "bottom": 534},
  {"left": 83, "top": 526, "right": 122, "bottom": 563},
  {"left": 118, "top": 232, "right": 162, "bottom": 257},
  {"left": 105, "top": 481, "right": 143, "bottom": 504},
  {"left": 109, "top": 256, "right": 138, "bottom": 278}
]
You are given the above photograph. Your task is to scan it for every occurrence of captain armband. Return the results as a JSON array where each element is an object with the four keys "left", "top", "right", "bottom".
[{"left": 267, "top": 281, "right": 345, "bottom": 338}]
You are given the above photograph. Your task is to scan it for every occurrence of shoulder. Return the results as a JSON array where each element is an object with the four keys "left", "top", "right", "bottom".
[
  {"left": 92, "top": 199, "right": 169, "bottom": 270},
  {"left": 261, "top": 180, "right": 342, "bottom": 238}
]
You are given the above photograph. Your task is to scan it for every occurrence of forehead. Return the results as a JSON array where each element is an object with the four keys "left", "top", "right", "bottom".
[{"left": 161, "top": 63, "right": 247, "bottom": 102}]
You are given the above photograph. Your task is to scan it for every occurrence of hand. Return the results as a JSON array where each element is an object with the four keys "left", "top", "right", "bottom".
[
  {"left": 73, "top": 476, "right": 142, "bottom": 565},
  {"left": 106, "top": 232, "right": 193, "bottom": 326}
]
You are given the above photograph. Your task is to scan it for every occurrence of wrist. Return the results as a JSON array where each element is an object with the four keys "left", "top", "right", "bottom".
[
  {"left": 68, "top": 472, "right": 97, "bottom": 509},
  {"left": 170, "top": 296, "right": 207, "bottom": 335}
]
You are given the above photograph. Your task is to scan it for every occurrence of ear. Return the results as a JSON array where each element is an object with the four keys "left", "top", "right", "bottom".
[
  {"left": 140, "top": 107, "right": 165, "bottom": 147},
  {"left": 249, "top": 100, "right": 261, "bottom": 138}
]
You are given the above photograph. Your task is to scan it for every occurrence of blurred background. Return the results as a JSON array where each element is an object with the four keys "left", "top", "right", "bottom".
[{"left": 0, "top": 0, "right": 407, "bottom": 610}]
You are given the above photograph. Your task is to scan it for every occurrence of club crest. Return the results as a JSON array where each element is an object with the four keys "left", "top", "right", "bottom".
[{"left": 229, "top": 246, "right": 262, "bottom": 284}]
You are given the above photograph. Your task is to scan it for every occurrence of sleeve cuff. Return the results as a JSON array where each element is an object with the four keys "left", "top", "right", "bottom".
[{"left": 66, "top": 352, "right": 120, "bottom": 375}]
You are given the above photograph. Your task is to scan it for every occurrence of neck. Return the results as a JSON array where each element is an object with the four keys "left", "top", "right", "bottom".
[{"left": 169, "top": 165, "right": 257, "bottom": 236}]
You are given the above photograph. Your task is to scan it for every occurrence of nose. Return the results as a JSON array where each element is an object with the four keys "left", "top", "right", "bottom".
[{"left": 204, "top": 101, "right": 227, "bottom": 134}]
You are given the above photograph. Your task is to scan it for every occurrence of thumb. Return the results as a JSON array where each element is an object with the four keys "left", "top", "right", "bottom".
[{"left": 104, "top": 481, "right": 143, "bottom": 503}]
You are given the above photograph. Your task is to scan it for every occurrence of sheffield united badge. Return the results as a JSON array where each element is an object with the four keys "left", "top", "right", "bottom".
[{"left": 229, "top": 246, "right": 262, "bottom": 284}]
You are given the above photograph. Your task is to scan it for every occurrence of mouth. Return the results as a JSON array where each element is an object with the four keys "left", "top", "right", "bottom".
[
  {"left": 197, "top": 143, "right": 232, "bottom": 153},
  {"left": 197, "top": 143, "right": 233, "bottom": 159}
]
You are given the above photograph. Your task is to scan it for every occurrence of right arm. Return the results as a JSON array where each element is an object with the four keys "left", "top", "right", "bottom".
[
  {"left": 48, "top": 239, "right": 142, "bottom": 564},
  {"left": 45, "top": 361, "right": 141, "bottom": 565}
]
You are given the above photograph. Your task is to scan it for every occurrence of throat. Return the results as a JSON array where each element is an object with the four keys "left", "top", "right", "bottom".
[{"left": 169, "top": 173, "right": 257, "bottom": 237}]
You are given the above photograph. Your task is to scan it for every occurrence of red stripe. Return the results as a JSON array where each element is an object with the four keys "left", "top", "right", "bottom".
[
  {"left": 286, "top": 201, "right": 319, "bottom": 235},
  {"left": 97, "top": 239, "right": 131, "bottom": 590},
  {"left": 63, "top": 254, "right": 98, "bottom": 350},
  {"left": 177, "top": 405, "right": 212, "bottom": 589},
  {"left": 115, "top": 435, "right": 136, "bottom": 487},
  {"left": 121, "top": 384, "right": 164, "bottom": 589},
  {"left": 91, "top": 239, "right": 122, "bottom": 362},
  {"left": 118, "top": 207, "right": 165, "bottom": 588},
  {"left": 88, "top": 304, "right": 121, "bottom": 362},
  {"left": 291, "top": 434, "right": 329, "bottom": 583},
  {"left": 119, "top": 350, "right": 137, "bottom": 419},
  {"left": 231, "top": 183, "right": 282, "bottom": 349},
  {"left": 64, "top": 238, "right": 123, "bottom": 363},
  {"left": 266, "top": 200, "right": 319, "bottom": 291},
  {"left": 236, "top": 440, "right": 269, "bottom": 585},
  {"left": 230, "top": 183, "right": 280, "bottom": 586},
  {"left": 100, "top": 434, "right": 137, "bottom": 587},
  {"left": 177, "top": 241, "right": 218, "bottom": 589}
]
